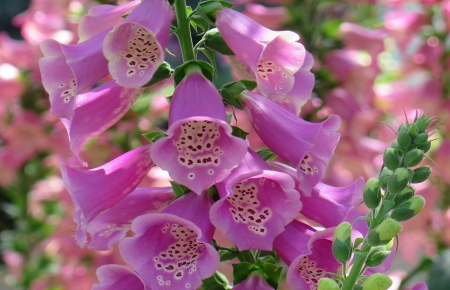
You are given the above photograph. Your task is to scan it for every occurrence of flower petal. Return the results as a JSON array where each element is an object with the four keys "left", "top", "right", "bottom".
[
  {"left": 233, "top": 273, "right": 273, "bottom": 290},
  {"left": 93, "top": 264, "right": 149, "bottom": 290}
]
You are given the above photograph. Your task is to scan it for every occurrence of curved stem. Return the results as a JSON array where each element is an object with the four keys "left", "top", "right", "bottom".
[
  {"left": 174, "top": 0, "right": 195, "bottom": 62},
  {"left": 342, "top": 244, "right": 371, "bottom": 290}
]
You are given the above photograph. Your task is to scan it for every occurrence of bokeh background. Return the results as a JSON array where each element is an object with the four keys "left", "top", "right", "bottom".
[{"left": 1, "top": 0, "right": 450, "bottom": 289}]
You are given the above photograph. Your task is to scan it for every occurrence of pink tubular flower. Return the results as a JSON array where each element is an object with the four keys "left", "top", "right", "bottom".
[
  {"left": 92, "top": 265, "right": 150, "bottom": 290},
  {"left": 78, "top": 0, "right": 141, "bottom": 41},
  {"left": 233, "top": 272, "right": 274, "bottom": 290},
  {"left": 60, "top": 145, "right": 154, "bottom": 247},
  {"left": 103, "top": 0, "right": 173, "bottom": 88},
  {"left": 240, "top": 90, "right": 341, "bottom": 195},
  {"left": 210, "top": 150, "right": 301, "bottom": 251},
  {"left": 150, "top": 71, "right": 247, "bottom": 194},
  {"left": 216, "top": 8, "right": 309, "bottom": 112},
  {"left": 39, "top": 31, "right": 110, "bottom": 119},
  {"left": 119, "top": 213, "right": 220, "bottom": 290}
]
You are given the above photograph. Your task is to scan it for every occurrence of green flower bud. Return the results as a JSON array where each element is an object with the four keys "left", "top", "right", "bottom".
[
  {"left": 361, "top": 273, "right": 393, "bottom": 290},
  {"left": 393, "top": 186, "right": 415, "bottom": 206},
  {"left": 367, "top": 219, "right": 402, "bottom": 246},
  {"left": 408, "top": 124, "right": 419, "bottom": 138},
  {"left": 413, "top": 132, "right": 428, "bottom": 144},
  {"left": 317, "top": 278, "right": 340, "bottom": 290},
  {"left": 410, "top": 166, "right": 432, "bottom": 183},
  {"left": 414, "top": 115, "right": 434, "bottom": 132},
  {"left": 383, "top": 148, "right": 401, "bottom": 170},
  {"left": 332, "top": 222, "right": 352, "bottom": 263},
  {"left": 197, "top": 0, "right": 232, "bottom": 24},
  {"left": 387, "top": 168, "right": 409, "bottom": 194},
  {"left": 366, "top": 246, "right": 391, "bottom": 268},
  {"left": 363, "top": 178, "right": 381, "bottom": 209},
  {"left": 142, "top": 62, "right": 172, "bottom": 87},
  {"left": 203, "top": 28, "right": 234, "bottom": 55},
  {"left": 391, "top": 195, "right": 425, "bottom": 221},
  {"left": 379, "top": 167, "right": 393, "bottom": 190},
  {"left": 404, "top": 149, "right": 424, "bottom": 167},
  {"left": 398, "top": 124, "right": 407, "bottom": 133},
  {"left": 397, "top": 130, "right": 412, "bottom": 148},
  {"left": 417, "top": 141, "right": 431, "bottom": 153}
]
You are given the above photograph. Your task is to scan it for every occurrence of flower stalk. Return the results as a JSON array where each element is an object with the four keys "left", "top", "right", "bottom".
[{"left": 174, "top": 0, "right": 195, "bottom": 61}]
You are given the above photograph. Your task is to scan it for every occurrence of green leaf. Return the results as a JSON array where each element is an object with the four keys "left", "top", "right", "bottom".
[
  {"left": 199, "top": 48, "right": 217, "bottom": 74},
  {"left": 190, "top": 14, "right": 210, "bottom": 34},
  {"left": 262, "top": 263, "right": 283, "bottom": 289},
  {"left": 169, "top": 181, "right": 191, "bottom": 197},
  {"left": 142, "top": 131, "right": 168, "bottom": 143},
  {"left": 231, "top": 126, "right": 249, "bottom": 140},
  {"left": 232, "top": 262, "right": 259, "bottom": 285},
  {"left": 256, "top": 148, "right": 277, "bottom": 161},
  {"left": 174, "top": 60, "right": 214, "bottom": 85},
  {"left": 220, "top": 249, "right": 239, "bottom": 262}
]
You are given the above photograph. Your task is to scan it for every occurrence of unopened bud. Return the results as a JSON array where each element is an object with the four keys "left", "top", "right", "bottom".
[
  {"left": 414, "top": 115, "right": 434, "bottom": 132},
  {"left": 410, "top": 166, "right": 432, "bottom": 183},
  {"left": 366, "top": 246, "right": 391, "bottom": 268},
  {"left": 404, "top": 149, "right": 424, "bottom": 167},
  {"left": 379, "top": 167, "right": 393, "bottom": 190},
  {"left": 317, "top": 278, "right": 340, "bottom": 290},
  {"left": 397, "top": 130, "right": 412, "bottom": 148},
  {"left": 367, "top": 219, "right": 402, "bottom": 246},
  {"left": 391, "top": 195, "right": 425, "bottom": 221},
  {"left": 417, "top": 141, "right": 431, "bottom": 153},
  {"left": 203, "top": 28, "right": 234, "bottom": 55},
  {"left": 393, "top": 186, "right": 415, "bottom": 206},
  {"left": 363, "top": 178, "right": 381, "bottom": 209},
  {"left": 413, "top": 132, "right": 428, "bottom": 144},
  {"left": 408, "top": 124, "right": 419, "bottom": 138},
  {"left": 387, "top": 168, "right": 409, "bottom": 194},
  {"left": 361, "top": 273, "right": 392, "bottom": 290},
  {"left": 383, "top": 148, "right": 400, "bottom": 170},
  {"left": 332, "top": 222, "right": 352, "bottom": 263}
]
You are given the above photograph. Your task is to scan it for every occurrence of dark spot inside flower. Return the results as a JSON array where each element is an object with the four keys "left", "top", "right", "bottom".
[{"left": 165, "top": 265, "right": 174, "bottom": 270}]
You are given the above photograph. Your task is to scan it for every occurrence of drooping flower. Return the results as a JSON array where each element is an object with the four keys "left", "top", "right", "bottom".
[
  {"left": 233, "top": 272, "right": 274, "bottom": 290},
  {"left": 60, "top": 145, "right": 154, "bottom": 247},
  {"left": 103, "top": 0, "right": 173, "bottom": 88},
  {"left": 240, "top": 90, "right": 340, "bottom": 195},
  {"left": 40, "top": 31, "right": 110, "bottom": 119},
  {"left": 92, "top": 265, "right": 149, "bottom": 290},
  {"left": 210, "top": 150, "right": 301, "bottom": 251},
  {"left": 150, "top": 70, "right": 247, "bottom": 194},
  {"left": 119, "top": 213, "right": 219, "bottom": 290},
  {"left": 87, "top": 187, "right": 174, "bottom": 250}
]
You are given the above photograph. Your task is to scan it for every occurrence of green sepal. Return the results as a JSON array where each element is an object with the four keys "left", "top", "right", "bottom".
[
  {"left": 169, "top": 181, "right": 191, "bottom": 197},
  {"left": 196, "top": 0, "right": 233, "bottom": 25},
  {"left": 142, "top": 131, "right": 168, "bottom": 143},
  {"left": 397, "top": 130, "right": 412, "bottom": 148},
  {"left": 392, "top": 186, "right": 415, "bottom": 206},
  {"left": 410, "top": 166, "right": 432, "bottom": 183},
  {"left": 262, "top": 263, "right": 283, "bottom": 289},
  {"left": 257, "top": 148, "right": 277, "bottom": 161},
  {"left": 404, "top": 149, "right": 424, "bottom": 167},
  {"left": 383, "top": 148, "right": 400, "bottom": 170},
  {"left": 174, "top": 60, "right": 214, "bottom": 85},
  {"left": 231, "top": 126, "right": 249, "bottom": 140},
  {"left": 142, "top": 62, "right": 173, "bottom": 87},
  {"left": 189, "top": 14, "right": 210, "bottom": 34},
  {"left": 413, "top": 132, "right": 428, "bottom": 144},
  {"left": 232, "top": 262, "right": 259, "bottom": 285},
  {"left": 201, "top": 271, "right": 231, "bottom": 290},
  {"left": 378, "top": 200, "right": 395, "bottom": 219},
  {"left": 219, "top": 248, "right": 239, "bottom": 262},
  {"left": 387, "top": 168, "right": 409, "bottom": 194},
  {"left": 414, "top": 114, "right": 434, "bottom": 132},
  {"left": 203, "top": 28, "right": 234, "bottom": 55},
  {"left": 363, "top": 178, "right": 381, "bottom": 209},
  {"left": 353, "top": 237, "right": 365, "bottom": 250},
  {"left": 198, "top": 48, "right": 217, "bottom": 74},
  {"left": 317, "top": 277, "right": 340, "bottom": 290},
  {"left": 408, "top": 123, "right": 419, "bottom": 138},
  {"left": 220, "top": 80, "right": 256, "bottom": 110}
]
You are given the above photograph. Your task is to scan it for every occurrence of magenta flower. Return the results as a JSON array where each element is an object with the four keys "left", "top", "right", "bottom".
[
  {"left": 92, "top": 265, "right": 149, "bottom": 290},
  {"left": 78, "top": 0, "right": 141, "bottom": 41},
  {"left": 61, "top": 80, "right": 143, "bottom": 165},
  {"left": 233, "top": 272, "right": 274, "bottom": 290},
  {"left": 39, "top": 31, "right": 109, "bottom": 119},
  {"left": 210, "top": 150, "right": 301, "bottom": 251},
  {"left": 150, "top": 71, "right": 247, "bottom": 194},
  {"left": 60, "top": 145, "right": 154, "bottom": 247},
  {"left": 216, "top": 8, "right": 305, "bottom": 100},
  {"left": 119, "top": 213, "right": 219, "bottom": 290},
  {"left": 87, "top": 187, "right": 174, "bottom": 250},
  {"left": 103, "top": 0, "right": 173, "bottom": 88},
  {"left": 241, "top": 90, "right": 341, "bottom": 195}
]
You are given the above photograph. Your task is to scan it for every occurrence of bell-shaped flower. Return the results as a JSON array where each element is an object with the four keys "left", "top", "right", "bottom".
[
  {"left": 103, "top": 0, "right": 173, "bottom": 88},
  {"left": 216, "top": 8, "right": 305, "bottom": 102},
  {"left": 269, "top": 161, "right": 364, "bottom": 227},
  {"left": 40, "top": 31, "right": 110, "bottom": 119},
  {"left": 233, "top": 272, "right": 274, "bottom": 290},
  {"left": 61, "top": 80, "right": 144, "bottom": 165},
  {"left": 210, "top": 150, "right": 301, "bottom": 251},
  {"left": 150, "top": 70, "right": 247, "bottom": 194},
  {"left": 78, "top": 0, "right": 141, "bottom": 41},
  {"left": 240, "top": 90, "right": 340, "bottom": 195},
  {"left": 87, "top": 187, "right": 174, "bottom": 250},
  {"left": 92, "top": 265, "right": 150, "bottom": 290},
  {"left": 60, "top": 145, "right": 154, "bottom": 247},
  {"left": 119, "top": 213, "right": 219, "bottom": 290}
]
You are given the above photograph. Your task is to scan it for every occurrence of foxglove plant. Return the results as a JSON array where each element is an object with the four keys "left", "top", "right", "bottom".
[{"left": 38, "top": 0, "right": 436, "bottom": 289}]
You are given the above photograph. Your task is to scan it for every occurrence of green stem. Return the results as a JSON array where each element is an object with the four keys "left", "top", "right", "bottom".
[
  {"left": 342, "top": 244, "right": 371, "bottom": 290},
  {"left": 174, "top": 0, "right": 195, "bottom": 62}
]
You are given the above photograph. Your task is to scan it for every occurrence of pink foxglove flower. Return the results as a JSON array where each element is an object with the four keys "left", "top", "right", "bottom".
[
  {"left": 103, "top": 0, "right": 173, "bottom": 88},
  {"left": 150, "top": 71, "right": 247, "bottom": 194},
  {"left": 92, "top": 265, "right": 149, "bottom": 290},
  {"left": 216, "top": 8, "right": 310, "bottom": 114},
  {"left": 60, "top": 145, "right": 154, "bottom": 247},
  {"left": 241, "top": 90, "right": 340, "bottom": 195},
  {"left": 119, "top": 213, "right": 219, "bottom": 290},
  {"left": 210, "top": 150, "right": 301, "bottom": 250},
  {"left": 233, "top": 272, "right": 274, "bottom": 290},
  {"left": 40, "top": 31, "right": 110, "bottom": 119},
  {"left": 87, "top": 187, "right": 174, "bottom": 250},
  {"left": 78, "top": 0, "right": 141, "bottom": 41}
]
